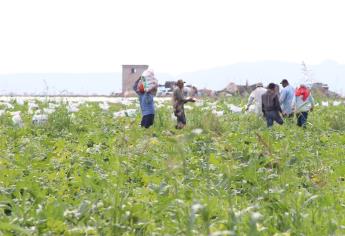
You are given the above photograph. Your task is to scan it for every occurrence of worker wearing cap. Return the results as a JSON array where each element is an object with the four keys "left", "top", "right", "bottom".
[
  {"left": 245, "top": 82, "right": 267, "bottom": 116},
  {"left": 173, "top": 79, "right": 195, "bottom": 129},
  {"left": 279, "top": 79, "right": 295, "bottom": 117}
]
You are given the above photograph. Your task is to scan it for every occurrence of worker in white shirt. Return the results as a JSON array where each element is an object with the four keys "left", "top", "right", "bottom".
[{"left": 245, "top": 83, "right": 267, "bottom": 116}]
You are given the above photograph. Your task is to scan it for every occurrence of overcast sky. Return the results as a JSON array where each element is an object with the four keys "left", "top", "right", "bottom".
[{"left": 0, "top": 0, "right": 344, "bottom": 75}]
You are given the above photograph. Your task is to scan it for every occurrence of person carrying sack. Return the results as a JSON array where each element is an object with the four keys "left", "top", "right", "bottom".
[{"left": 133, "top": 71, "right": 157, "bottom": 128}]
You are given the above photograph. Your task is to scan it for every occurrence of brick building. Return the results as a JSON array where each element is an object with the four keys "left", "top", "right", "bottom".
[{"left": 122, "top": 65, "right": 148, "bottom": 96}]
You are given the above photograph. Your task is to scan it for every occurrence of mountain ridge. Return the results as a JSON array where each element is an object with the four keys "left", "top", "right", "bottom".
[{"left": 0, "top": 61, "right": 344, "bottom": 96}]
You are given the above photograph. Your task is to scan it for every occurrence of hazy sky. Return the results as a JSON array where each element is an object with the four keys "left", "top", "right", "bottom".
[{"left": 1, "top": 0, "right": 344, "bottom": 75}]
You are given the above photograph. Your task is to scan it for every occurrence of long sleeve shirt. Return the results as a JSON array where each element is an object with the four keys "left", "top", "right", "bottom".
[
  {"left": 292, "top": 94, "right": 315, "bottom": 113},
  {"left": 262, "top": 90, "right": 282, "bottom": 114},
  {"left": 279, "top": 85, "right": 295, "bottom": 115},
  {"left": 247, "top": 87, "right": 267, "bottom": 115},
  {"left": 173, "top": 87, "right": 189, "bottom": 114}
]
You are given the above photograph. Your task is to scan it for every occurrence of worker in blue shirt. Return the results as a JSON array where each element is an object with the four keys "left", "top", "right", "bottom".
[
  {"left": 279, "top": 79, "right": 295, "bottom": 117},
  {"left": 133, "top": 77, "right": 155, "bottom": 128}
]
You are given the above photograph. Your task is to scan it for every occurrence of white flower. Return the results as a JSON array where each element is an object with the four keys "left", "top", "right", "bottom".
[
  {"left": 212, "top": 110, "right": 224, "bottom": 117},
  {"left": 175, "top": 199, "right": 184, "bottom": 204},
  {"left": 43, "top": 108, "right": 55, "bottom": 114},
  {"left": 28, "top": 102, "right": 39, "bottom": 110},
  {"left": 99, "top": 102, "right": 110, "bottom": 111},
  {"left": 36, "top": 204, "right": 43, "bottom": 214},
  {"left": 32, "top": 114, "right": 48, "bottom": 125},
  {"left": 16, "top": 99, "right": 25, "bottom": 106},
  {"left": 333, "top": 101, "right": 341, "bottom": 106},
  {"left": 321, "top": 101, "right": 329, "bottom": 107},
  {"left": 267, "top": 173, "right": 279, "bottom": 179},
  {"left": 191, "top": 128, "right": 203, "bottom": 135},
  {"left": 191, "top": 203, "right": 204, "bottom": 213},
  {"left": 2, "top": 102, "right": 14, "bottom": 109},
  {"left": 251, "top": 212, "right": 263, "bottom": 222},
  {"left": 256, "top": 223, "right": 268, "bottom": 232},
  {"left": 48, "top": 103, "right": 60, "bottom": 109},
  {"left": 210, "top": 230, "right": 234, "bottom": 236},
  {"left": 304, "top": 195, "right": 318, "bottom": 205},
  {"left": 68, "top": 105, "right": 79, "bottom": 113},
  {"left": 12, "top": 113, "right": 23, "bottom": 127}
]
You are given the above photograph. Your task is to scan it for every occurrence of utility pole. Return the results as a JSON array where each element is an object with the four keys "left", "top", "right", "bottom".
[{"left": 301, "top": 61, "right": 313, "bottom": 86}]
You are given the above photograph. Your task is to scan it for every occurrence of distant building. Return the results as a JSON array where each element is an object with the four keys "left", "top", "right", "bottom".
[
  {"left": 198, "top": 89, "right": 216, "bottom": 97},
  {"left": 164, "top": 81, "right": 176, "bottom": 90},
  {"left": 184, "top": 85, "right": 198, "bottom": 97},
  {"left": 157, "top": 86, "right": 172, "bottom": 96},
  {"left": 311, "top": 82, "right": 329, "bottom": 91},
  {"left": 122, "top": 65, "right": 148, "bottom": 96}
]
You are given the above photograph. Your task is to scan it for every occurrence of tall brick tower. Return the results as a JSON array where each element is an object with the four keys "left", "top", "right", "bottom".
[{"left": 122, "top": 65, "right": 149, "bottom": 96}]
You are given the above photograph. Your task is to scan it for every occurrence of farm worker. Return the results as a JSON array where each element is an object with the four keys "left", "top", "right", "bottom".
[
  {"left": 133, "top": 77, "right": 155, "bottom": 128},
  {"left": 173, "top": 79, "right": 196, "bottom": 129},
  {"left": 279, "top": 79, "right": 295, "bottom": 117},
  {"left": 292, "top": 85, "right": 315, "bottom": 128},
  {"left": 245, "top": 82, "right": 266, "bottom": 116},
  {"left": 262, "top": 83, "right": 284, "bottom": 127}
]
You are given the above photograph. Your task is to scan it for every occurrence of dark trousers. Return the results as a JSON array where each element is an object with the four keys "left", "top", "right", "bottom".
[
  {"left": 265, "top": 111, "right": 283, "bottom": 127},
  {"left": 176, "top": 111, "right": 186, "bottom": 125},
  {"left": 296, "top": 112, "right": 308, "bottom": 128},
  {"left": 174, "top": 110, "right": 187, "bottom": 129},
  {"left": 141, "top": 114, "right": 154, "bottom": 128}
]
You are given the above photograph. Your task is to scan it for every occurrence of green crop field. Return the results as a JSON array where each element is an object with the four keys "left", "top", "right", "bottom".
[{"left": 0, "top": 97, "right": 345, "bottom": 235}]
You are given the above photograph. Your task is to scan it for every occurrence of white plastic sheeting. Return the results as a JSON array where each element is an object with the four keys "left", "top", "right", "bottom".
[
  {"left": 32, "top": 114, "right": 48, "bottom": 125},
  {"left": 99, "top": 102, "right": 110, "bottom": 111},
  {"left": 113, "top": 109, "right": 137, "bottom": 118},
  {"left": 184, "top": 105, "right": 193, "bottom": 110},
  {"left": 321, "top": 101, "right": 329, "bottom": 107},
  {"left": 227, "top": 104, "right": 243, "bottom": 113},
  {"left": 333, "top": 101, "right": 341, "bottom": 106},
  {"left": 11, "top": 112, "right": 23, "bottom": 127},
  {"left": 1, "top": 102, "right": 14, "bottom": 109},
  {"left": 212, "top": 110, "right": 224, "bottom": 117},
  {"left": 43, "top": 108, "right": 55, "bottom": 114},
  {"left": 68, "top": 103, "right": 80, "bottom": 113}
]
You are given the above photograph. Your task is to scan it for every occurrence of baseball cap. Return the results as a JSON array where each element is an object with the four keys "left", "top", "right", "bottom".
[
  {"left": 176, "top": 79, "right": 186, "bottom": 85},
  {"left": 280, "top": 79, "right": 288, "bottom": 84}
]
